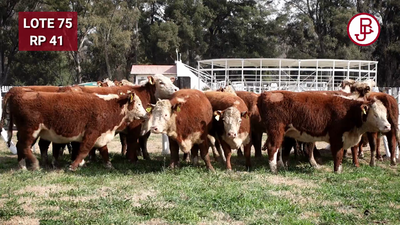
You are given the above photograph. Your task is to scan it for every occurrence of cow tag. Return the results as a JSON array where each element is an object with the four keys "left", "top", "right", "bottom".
[
  {"left": 146, "top": 107, "right": 152, "bottom": 113},
  {"left": 129, "top": 94, "right": 134, "bottom": 103},
  {"left": 362, "top": 108, "right": 366, "bottom": 115},
  {"left": 215, "top": 114, "right": 220, "bottom": 121}
]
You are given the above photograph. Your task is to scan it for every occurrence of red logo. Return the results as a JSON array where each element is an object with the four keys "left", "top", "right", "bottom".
[
  {"left": 19, "top": 12, "right": 77, "bottom": 51},
  {"left": 347, "top": 13, "right": 380, "bottom": 46}
]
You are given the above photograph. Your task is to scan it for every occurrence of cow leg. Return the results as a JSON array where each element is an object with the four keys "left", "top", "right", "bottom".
[
  {"left": 126, "top": 138, "right": 139, "bottom": 163},
  {"left": 281, "top": 137, "right": 295, "bottom": 168},
  {"left": 191, "top": 146, "right": 199, "bottom": 166},
  {"left": 139, "top": 133, "right": 151, "bottom": 160},
  {"left": 199, "top": 139, "right": 215, "bottom": 171},
  {"left": 169, "top": 138, "right": 180, "bottom": 169},
  {"left": 253, "top": 132, "right": 263, "bottom": 158},
  {"left": 38, "top": 139, "right": 51, "bottom": 167},
  {"left": 119, "top": 133, "right": 127, "bottom": 156},
  {"left": 237, "top": 148, "right": 243, "bottom": 157},
  {"left": 220, "top": 140, "right": 233, "bottom": 170},
  {"left": 70, "top": 142, "right": 80, "bottom": 161},
  {"left": 182, "top": 152, "right": 191, "bottom": 163},
  {"left": 376, "top": 135, "right": 383, "bottom": 161},
  {"left": 214, "top": 137, "right": 226, "bottom": 163},
  {"left": 386, "top": 131, "right": 397, "bottom": 166},
  {"left": 351, "top": 146, "right": 360, "bottom": 167},
  {"left": 69, "top": 135, "right": 97, "bottom": 171},
  {"left": 88, "top": 148, "right": 96, "bottom": 162},
  {"left": 17, "top": 133, "right": 39, "bottom": 170},
  {"left": 330, "top": 141, "right": 344, "bottom": 173},
  {"left": 66, "top": 142, "right": 73, "bottom": 155},
  {"left": 52, "top": 143, "right": 66, "bottom": 168},
  {"left": 307, "top": 142, "right": 320, "bottom": 168},
  {"left": 98, "top": 146, "right": 113, "bottom": 169},
  {"left": 243, "top": 143, "right": 252, "bottom": 170},
  {"left": 367, "top": 132, "right": 377, "bottom": 167},
  {"left": 265, "top": 130, "right": 284, "bottom": 174},
  {"left": 358, "top": 142, "right": 364, "bottom": 159}
]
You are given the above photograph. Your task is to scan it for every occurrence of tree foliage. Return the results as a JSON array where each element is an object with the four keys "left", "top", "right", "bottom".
[{"left": 0, "top": 0, "right": 399, "bottom": 86}]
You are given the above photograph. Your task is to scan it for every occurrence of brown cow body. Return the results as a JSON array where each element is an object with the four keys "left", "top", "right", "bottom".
[
  {"left": 5, "top": 91, "right": 146, "bottom": 170},
  {"left": 236, "top": 91, "right": 263, "bottom": 158},
  {"left": 204, "top": 91, "right": 251, "bottom": 170},
  {"left": 258, "top": 91, "right": 391, "bottom": 173},
  {"left": 149, "top": 89, "right": 214, "bottom": 170}
]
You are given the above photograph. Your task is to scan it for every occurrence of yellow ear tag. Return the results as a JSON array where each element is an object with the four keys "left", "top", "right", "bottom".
[
  {"left": 146, "top": 107, "right": 152, "bottom": 113},
  {"left": 176, "top": 106, "right": 181, "bottom": 112},
  {"left": 129, "top": 94, "right": 134, "bottom": 103},
  {"left": 246, "top": 114, "right": 249, "bottom": 119},
  {"left": 149, "top": 78, "right": 154, "bottom": 85},
  {"left": 215, "top": 114, "right": 220, "bottom": 121},
  {"left": 362, "top": 108, "right": 366, "bottom": 115}
]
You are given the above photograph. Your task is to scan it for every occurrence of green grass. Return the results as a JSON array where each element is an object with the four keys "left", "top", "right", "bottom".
[{"left": 0, "top": 138, "right": 400, "bottom": 224}]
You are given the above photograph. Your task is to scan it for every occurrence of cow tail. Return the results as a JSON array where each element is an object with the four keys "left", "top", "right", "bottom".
[
  {"left": 0, "top": 92, "right": 11, "bottom": 130},
  {"left": 7, "top": 111, "right": 13, "bottom": 148}
]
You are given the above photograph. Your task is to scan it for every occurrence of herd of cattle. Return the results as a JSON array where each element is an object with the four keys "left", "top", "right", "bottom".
[{"left": 0, "top": 75, "right": 399, "bottom": 174}]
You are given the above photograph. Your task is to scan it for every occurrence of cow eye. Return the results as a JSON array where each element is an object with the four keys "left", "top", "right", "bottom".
[
  {"left": 159, "top": 82, "right": 165, "bottom": 86},
  {"left": 164, "top": 114, "right": 167, "bottom": 117},
  {"left": 238, "top": 119, "right": 242, "bottom": 123}
]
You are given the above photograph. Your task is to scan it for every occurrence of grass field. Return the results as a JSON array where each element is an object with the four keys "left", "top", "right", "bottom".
[{"left": 0, "top": 133, "right": 400, "bottom": 225}]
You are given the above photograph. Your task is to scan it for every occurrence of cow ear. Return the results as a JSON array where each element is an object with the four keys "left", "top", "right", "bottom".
[
  {"left": 146, "top": 103, "right": 155, "bottom": 113},
  {"left": 241, "top": 111, "right": 248, "bottom": 119},
  {"left": 148, "top": 76, "right": 155, "bottom": 85},
  {"left": 172, "top": 103, "right": 182, "bottom": 113},
  {"left": 97, "top": 81, "right": 102, "bottom": 87},
  {"left": 214, "top": 110, "right": 223, "bottom": 121},
  {"left": 170, "top": 77, "right": 176, "bottom": 83},
  {"left": 129, "top": 93, "right": 136, "bottom": 103}
]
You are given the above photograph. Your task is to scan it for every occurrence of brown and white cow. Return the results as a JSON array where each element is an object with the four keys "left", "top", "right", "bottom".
[
  {"left": 124, "top": 74, "right": 179, "bottom": 162},
  {"left": 257, "top": 91, "right": 391, "bottom": 174},
  {"left": 204, "top": 91, "right": 252, "bottom": 170},
  {"left": 148, "top": 89, "right": 215, "bottom": 170},
  {"left": 4, "top": 91, "right": 147, "bottom": 171}
]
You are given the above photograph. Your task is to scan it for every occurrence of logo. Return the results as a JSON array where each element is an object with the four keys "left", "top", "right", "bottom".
[{"left": 347, "top": 13, "right": 380, "bottom": 46}]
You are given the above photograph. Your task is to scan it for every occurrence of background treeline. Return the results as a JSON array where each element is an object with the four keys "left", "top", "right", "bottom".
[{"left": 0, "top": 0, "right": 399, "bottom": 86}]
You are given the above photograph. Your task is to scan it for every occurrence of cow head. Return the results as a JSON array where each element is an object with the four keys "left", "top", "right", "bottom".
[
  {"left": 147, "top": 100, "right": 180, "bottom": 134},
  {"left": 351, "top": 82, "right": 371, "bottom": 98},
  {"left": 120, "top": 92, "right": 147, "bottom": 121},
  {"left": 214, "top": 107, "right": 248, "bottom": 139},
  {"left": 361, "top": 99, "right": 391, "bottom": 133},
  {"left": 148, "top": 74, "right": 179, "bottom": 99},
  {"left": 341, "top": 79, "right": 355, "bottom": 93}
]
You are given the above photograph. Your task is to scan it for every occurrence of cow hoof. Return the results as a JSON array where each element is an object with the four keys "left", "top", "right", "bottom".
[
  {"left": 68, "top": 165, "right": 77, "bottom": 172},
  {"left": 369, "top": 161, "right": 376, "bottom": 167},
  {"left": 104, "top": 162, "right": 114, "bottom": 170},
  {"left": 358, "top": 154, "right": 364, "bottom": 159},
  {"left": 78, "top": 159, "right": 86, "bottom": 167},
  {"left": 390, "top": 161, "right": 397, "bottom": 166},
  {"left": 377, "top": 156, "right": 384, "bottom": 162}
]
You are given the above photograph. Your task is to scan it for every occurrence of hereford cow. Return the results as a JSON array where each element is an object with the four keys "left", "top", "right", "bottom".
[
  {"left": 204, "top": 91, "right": 251, "bottom": 170},
  {"left": 257, "top": 91, "right": 391, "bottom": 174},
  {"left": 148, "top": 89, "right": 215, "bottom": 170},
  {"left": 3, "top": 91, "right": 147, "bottom": 171},
  {"left": 125, "top": 74, "right": 179, "bottom": 162}
]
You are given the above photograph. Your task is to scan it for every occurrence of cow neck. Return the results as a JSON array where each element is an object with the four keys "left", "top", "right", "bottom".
[
  {"left": 132, "top": 82, "right": 156, "bottom": 105},
  {"left": 165, "top": 113, "right": 178, "bottom": 138}
]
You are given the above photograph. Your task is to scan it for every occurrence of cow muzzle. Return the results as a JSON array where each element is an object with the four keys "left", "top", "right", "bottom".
[
  {"left": 227, "top": 132, "right": 237, "bottom": 138},
  {"left": 381, "top": 123, "right": 391, "bottom": 133},
  {"left": 151, "top": 126, "right": 162, "bottom": 134}
]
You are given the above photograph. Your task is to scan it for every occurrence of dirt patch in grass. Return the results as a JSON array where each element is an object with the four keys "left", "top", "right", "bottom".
[
  {"left": 203, "top": 211, "right": 245, "bottom": 225},
  {"left": 299, "top": 211, "right": 320, "bottom": 220},
  {"left": 138, "top": 218, "right": 170, "bottom": 225},
  {"left": 129, "top": 189, "right": 158, "bottom": 207},
  {"left": 266, "top": 176, "right": 319, "bottom": 189},
  {"left": 17, "top": 197, "right": 35, "bottom": 214},
  {"left": 14, "top": 184, "right": 73, "bottom": 197},
  {"left": 269, "top": 190, "right": 315, "bottom": 206},
  {"left": 2, "top": 216, "right": 39, "bottom": 225}
]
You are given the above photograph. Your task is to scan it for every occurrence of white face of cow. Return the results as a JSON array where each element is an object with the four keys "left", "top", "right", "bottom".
[
  {"left": 126, "top": 94, "right": 147, "bottom": 121},
  {"left": 140, "top": 114, "right": 152, "bottom": 136},
  {"left": 152, "top": 74, "right": 179, "bottom": 99},
  {"left": 363, "top": 100, "right": 391, "bottom": 133},
  {"left": 215, "top": 107, "right": 247, "bottom": 139},
  {"left": 149, "top": 100, "right": 174, "bottom": 134}
]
